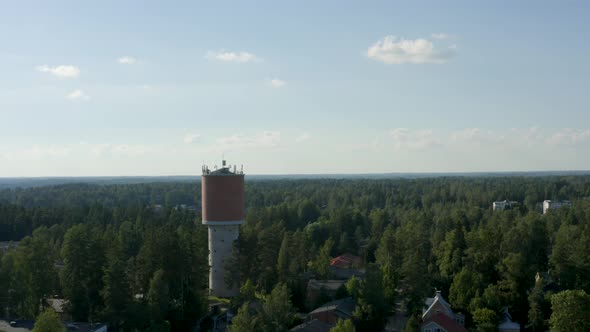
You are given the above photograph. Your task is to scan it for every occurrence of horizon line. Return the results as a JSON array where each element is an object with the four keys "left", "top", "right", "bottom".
[{"left": 2, "top": 169, "right": 590, "bottom": 179}]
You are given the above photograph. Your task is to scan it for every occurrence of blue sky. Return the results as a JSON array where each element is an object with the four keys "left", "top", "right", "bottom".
[{"left": 1, "top": 1, "right": 589, "bottom": 176}]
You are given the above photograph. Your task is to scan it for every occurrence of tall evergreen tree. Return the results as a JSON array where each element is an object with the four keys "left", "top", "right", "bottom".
[
  {"left": 258, "top": 283, "right": 296, "bottom": 332},
  {"left": 312, "top": 238, "right": 334, "bottom": 279},
  {"left": 228, "top": 303, "right": 257, "bottom": 332},
  {"left": 32, "top": 308, "right": 65, "bottom": 332},
  {"left": 375, "top": 225, "right": 400, "bottom": 304},
  {"left": 550, "top": 290, "right": 590, "bottom": 332},
  {"left": 277, "top": 232, "right": 290, "bottom": 283},
  {"left": 101, "top": 242, "right": 131, "bottom": 331}
]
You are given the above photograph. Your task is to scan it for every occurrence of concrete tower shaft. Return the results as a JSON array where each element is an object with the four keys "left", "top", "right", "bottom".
[{"left": 201, "top": 162, "right": 244, "bottom": 298}]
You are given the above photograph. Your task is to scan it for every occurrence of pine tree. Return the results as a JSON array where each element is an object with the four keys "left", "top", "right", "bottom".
[
  {"left": 550, "top": 290, "right": 590, "bottom": 332},
  {"left": 330, "top": 319, "right": 355, "bottom": 332},
  {"left": 312, "top": 238, "right": 334, "bottom": 279},
  {"left": 228, "top": 303, "right": 257, "bottom": 332},
  {"left": 527, "top": 279, "right": 546, "bottom": 332},
  {"left": 32, "top": 308, "right": 65, "bottom": 332},
  {"left": 101, "top": 242, "right": 131, "bottom": 331},
  {"left": 259, "top": 283, "right": 295, "bottom": 332},
  {"left": 375, "top": 225, "right": 399, "bottom": 304},
  {"left": 277, "top": 233, "right": 290, "bottom": 282},
  {"left": 148, "top": 269, "right": 169, "bottom": 323}
]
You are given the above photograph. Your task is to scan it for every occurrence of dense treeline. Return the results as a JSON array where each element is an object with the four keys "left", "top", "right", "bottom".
[
  {"left": 1, "top": 176, "right": 590, "bottom": 331},
  {"left": 0, "top": 203, "right": 208, "bottom": 331}
]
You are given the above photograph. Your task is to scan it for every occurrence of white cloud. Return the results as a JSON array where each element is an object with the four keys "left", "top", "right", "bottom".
[
  {"left": 36, "top": 65, "right": 80, "bottom": 78},
  {"left": 82, "top": 143, "right": 158, "bottom": 157},
  {"left": 450, "top": 128, "right": 500, "bottom": 144},
  {"left": 118, "top": 56, "right": 137, "bottom": 64},
  {"left": 206, "top": 51, "right": 257, "bottom": 63},
  {"left": 448, "top": 127, "right": 590, "bottom": 149},
  {"left": 546, "top": 128, "right": 590, "bottom": 146},
  {"left": 110, "top": 144, "right": 154, "bottom": 156},
  {"left": 389, "top": 128, "right": 438, "bottom": 150},
  {"left": 1, "top": 145, "right": 72, "bottom": 161},
  {"left": 184, "top": 133, "right": 201, "bottom": 144},
  {"left": 270, "top": 78, "right": 286, "bottom": 88},
  {"left": 509, "top": 127, "right": 543, "bottom": 146},
  {"left": 449, "top": 128, "right": 536, "bottom": 149},
  {"left": 87, "top": 143, "right": 111, "bottom": 157},
  {"left": 66, "top": 89, "right": 90, "bottom": 101},
  {"left": 295, "top": 133, "right": 311, "bottom": 143},
  {"left": 431, "top": 33, "right": 451, "bottom": 40},
  {"left": 217, "top": 131, "right": 281, "bottom": 150},
  {"left": 367, "top": 36, "right": 454, "bottom": 64}
]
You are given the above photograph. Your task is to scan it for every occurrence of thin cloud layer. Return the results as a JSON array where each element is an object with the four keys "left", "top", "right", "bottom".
[
  {"left": 389, "top": 128, "right": 438, "bottom": 150},
  {"left": 184, "top": 133, "right": 201, "bottom": 144},
  {"left": 295, "top": 133, "right": 311, "bottom": 143},
  {"left": 66, "top": 89, "right": 90, "bottom": 100},
  {"left": 431, "top": 33, "right": 451, "bottom": 40},
  {"left": 118, "top": 56, "right": 137, "bottom": 64},
  {"left": 36, "top": 65, "right": 80, "bottom": 78},
  {"left": 367, "top": 36, "right": 455, "bottom": 64},
  {"left": 207, "top": 51, "right": 257, "bottom": 63},
  {"left": 270, "top": 78, "right": 286, "bottom": 88},
  {"left": 546, "top": 128, "right": 590, "bottom": 146},
  {"left": 217, "top": 131, "right": 281, "bottom": 150},
  {"left": 449, "top": 127, "right": 590, "bottom": 148}
]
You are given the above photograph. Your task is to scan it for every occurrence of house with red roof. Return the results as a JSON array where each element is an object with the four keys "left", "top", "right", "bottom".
[
  {"left": 421, "top": 291, "right": 466, "bottom": 332},
  {"left": 329, "top": 253, "right": 362, "bottom": 269}
]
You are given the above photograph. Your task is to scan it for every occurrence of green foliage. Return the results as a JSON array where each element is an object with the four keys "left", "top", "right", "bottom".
[
  {"left": 61, "top": 224, "right": 106, "bottom": 321},
  {"left": 397, "top": 219, "right": 431, "bottom": 315},
  {"left": 5, "top": 234, "right": 57, "bottom": 318},
  {"left": 239, "top": 278, "right": 256, "bottom": 302},
  {"left": 230, "top": 282, "right": 297, "bottom": 332},
  {"left": 527, "top": 279, "right": 547, "bottom": 331},
  {"left": 255, "top": 223, "right": 285, "bottom": 292},
  {"left": 148, "top": 269, "right": 169, "bottom": 322},
  {"left": 436, "top": 222, "right": 466, "bottom": 282},
  {"left": 353, "top": 263, "right": 386, "bottom": 331},
  {"left": 330, "top": 319, "right": 355, "bottom": 332},
  {"left": 228, "top": 303, "right": 257, "bottom": 332},
  {"left": 258, "top": 283, "right": 296, "bottom": 332},
  {"left": 101, "top": 241, "right": 131, "bottom": 330},
  {"left": 550, "top": 289, "right": 590, "bottom": 332},
  {"left": 298, "top": 199, "right": 320, "bottom": 224},
  {"left": 277, "top": 232, "right": 290, "bottom": 282},
  {"left": 375, "top": 225, "right": 400, "bottom": 304},
  {"left": 403, "top": 315, "right": 420, "bottom": 332},
  {"left": 449, "top": 267, "right": 483, "bottom": 312},
  {"left": 472, "top": 308, "right": 497, "bottom": 332},
  {"left": 312, "top": 238, "right": 334, "bottom": 279},
  {"left": 345, "top": 276, "right": 361, "bottom": 300},
  {"left": 2, "top": 175, "right": 590, "bottom": 329},
  {"left": 32, "top": 308, "right": 65, "bottom": 332},
  {"left": 146, "top": 320, "right": 171, "bottom": 332},
  {"left": 550, "top": 224, "right": 590, "bottom": 291}
]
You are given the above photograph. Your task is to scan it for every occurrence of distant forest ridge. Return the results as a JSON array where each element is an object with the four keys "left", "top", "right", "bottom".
[{"left": 1, "top": 170, "right": 590, "bottom": 189}]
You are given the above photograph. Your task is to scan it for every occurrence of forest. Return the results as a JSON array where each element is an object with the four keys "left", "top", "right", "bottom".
[{"left": 1, "top": 175, "right": 590, "bottom": 331}]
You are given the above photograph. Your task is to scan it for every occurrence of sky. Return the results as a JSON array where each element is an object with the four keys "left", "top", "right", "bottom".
[{"left": 1, "top": 1, "right": 589, "bottom": 176}]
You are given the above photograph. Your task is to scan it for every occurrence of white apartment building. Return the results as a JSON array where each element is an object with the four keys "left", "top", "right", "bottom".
[
  {"left": 493, "top": 200, "right": 518, "bottom": 211},
  {"left": 542, "top": 200, "right": 572, "bottom": 214}
]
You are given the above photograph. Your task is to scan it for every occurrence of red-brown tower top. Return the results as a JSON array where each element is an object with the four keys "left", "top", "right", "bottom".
[{"left": 201, "top": 160, "right": 245, "bottom": 224}]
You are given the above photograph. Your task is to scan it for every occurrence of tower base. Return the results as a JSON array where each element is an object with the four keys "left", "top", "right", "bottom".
[{"left": 207, "top": 223, "right": 240, "bottom": 298}]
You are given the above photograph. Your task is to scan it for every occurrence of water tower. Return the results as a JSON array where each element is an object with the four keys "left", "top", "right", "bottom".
[{"left": 201, "top": 160, "right": 244, "bottom": 297}]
